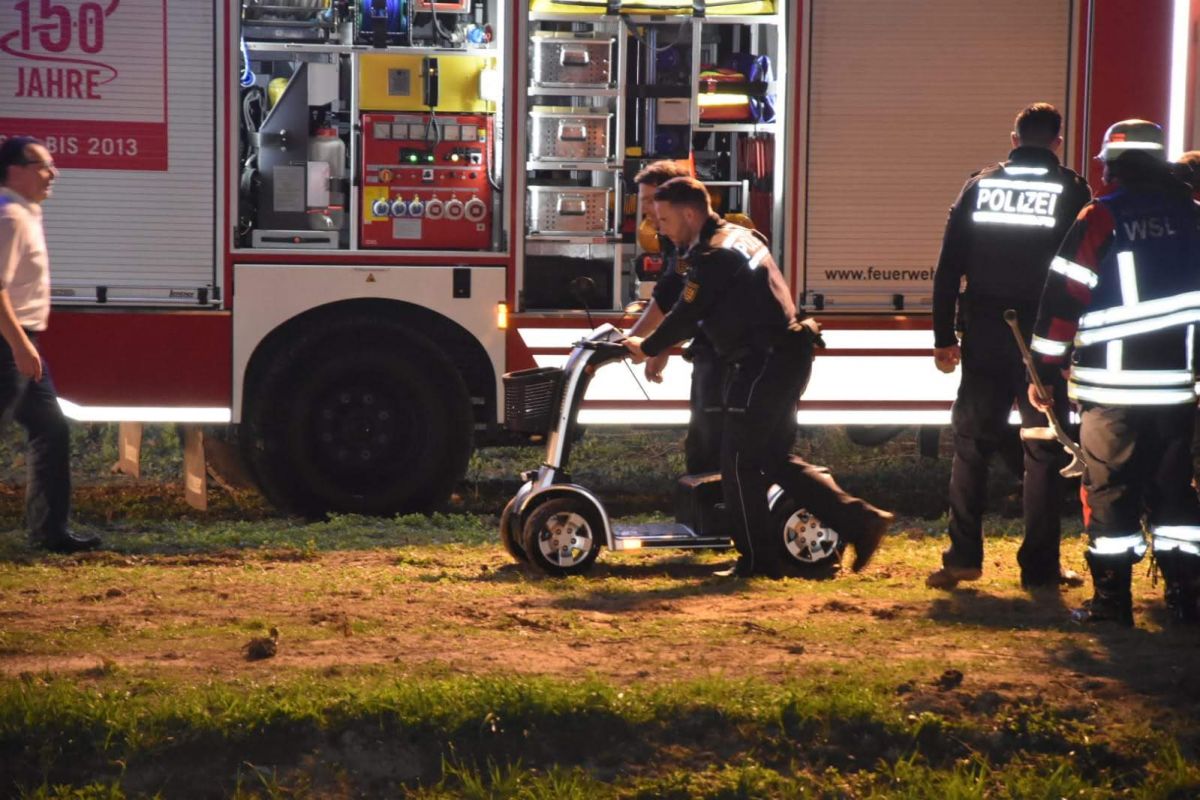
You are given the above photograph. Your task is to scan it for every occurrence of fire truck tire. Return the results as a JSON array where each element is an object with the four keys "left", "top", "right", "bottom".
[
  {"left": 244, "top": 324, "right": 472, "bottom": 517},
  {"left": 845, "top": 425, "right": 907, "bottom": 447}
]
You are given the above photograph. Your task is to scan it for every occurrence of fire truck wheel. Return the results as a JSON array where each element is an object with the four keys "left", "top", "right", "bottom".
[
  {"left": 521, "top": 496, "right": 602, "bottom": 577},
  {"left": 287, "top": 342, "right": 471, "bottom": 516},
  {"left": 771, "top": 495, "right": 844, "bottom": 575},
  {"left": 499, "top": 497, "right": 528, "bottom": 562},
  {"left": 244, "top": 326, "right": 472, "bottom": 517},
  {"left": 845, "top": 425, "right": 907, "bottom": 447}
]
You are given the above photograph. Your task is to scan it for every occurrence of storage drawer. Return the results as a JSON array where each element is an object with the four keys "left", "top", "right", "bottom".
[
  {"left": 530, "top": 107, "right": 612, "bottom": 162},
  {"left": 527, "top": 186, "right": 613, "bottom": 235},
  {"left": 530, "top": 33, "right": 614, "bottom": 89}
]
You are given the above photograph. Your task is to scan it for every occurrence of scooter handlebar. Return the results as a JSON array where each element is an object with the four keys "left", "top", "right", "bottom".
[{"left": 581, "top": 340, "right": 631, "bottom": 357}]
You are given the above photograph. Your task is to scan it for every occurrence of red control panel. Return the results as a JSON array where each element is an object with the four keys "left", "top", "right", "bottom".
[{"left": 361, "top": 113, "right": 493, "bottom": 250}]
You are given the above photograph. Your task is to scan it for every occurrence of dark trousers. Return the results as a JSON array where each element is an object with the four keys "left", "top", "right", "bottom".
[
  {"left": 720, "top": 335, "right": 880, "bottom": 572},
  {"left": 0, "top": 335, "right": 71, "bottom": 542},
  {"left": 684, "top": 350, "right": 723, "bottom": 475},
  {"left": 945, "top": 358, "right": 1068, "bottom": 581},
  {"left": 1081, "top": 403, "right": 1200, "bottom": 543}
]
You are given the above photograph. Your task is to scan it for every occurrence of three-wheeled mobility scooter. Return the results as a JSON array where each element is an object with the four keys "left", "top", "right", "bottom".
[{"left": 499, "top": 324, "right": 842, "bottom": 576}]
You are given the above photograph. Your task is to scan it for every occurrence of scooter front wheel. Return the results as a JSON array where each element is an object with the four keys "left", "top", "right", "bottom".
[
  {"left": 522, "top": 497, "right": 602, "bottom": 576},
  {"left": 499, "top": 497, "right": 529, "bottom": 563}
]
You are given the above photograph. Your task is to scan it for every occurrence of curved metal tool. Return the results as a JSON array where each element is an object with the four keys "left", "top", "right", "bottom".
[{"left": 1004, "top": 309, "right": 1086, "bottom": 478}]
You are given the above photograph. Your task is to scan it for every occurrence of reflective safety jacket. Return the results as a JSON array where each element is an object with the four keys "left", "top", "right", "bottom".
[
  {"left": 1031, "top": 174, "right": 1200, "bottom": 405},
  {"left": 932, "top": 146, "right": 1091, "bottom": 351},
  {"left": 641, "top": 215, "right": 797, "bottom": 360}
]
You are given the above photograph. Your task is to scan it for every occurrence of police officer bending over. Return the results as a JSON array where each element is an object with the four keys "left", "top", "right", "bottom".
[
  {"left": 1030, "top": 119, "right": 1200, "bottom": 626},
  {"left": 624, "top": 177, "right": 893, "bottom": 578},
  {"left": 928, "top": 103, "right": 1092, "bottom": 591},
  {"left": 626, "top": 160, "right": 723, "bottom": 474}
]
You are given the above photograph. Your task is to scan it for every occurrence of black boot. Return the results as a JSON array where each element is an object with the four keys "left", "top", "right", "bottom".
[
  {"left": 1156, "top": 550, "right": 1200, "bottom": 624},
  {"left": 1073, "top": 552, "right": 1134, "bottom": 626}
]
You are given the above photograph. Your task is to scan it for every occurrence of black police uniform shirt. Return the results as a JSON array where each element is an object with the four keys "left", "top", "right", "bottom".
[
  {"left": 650, "top": 233, "right": 682, "bottom": 311},
  {"left": 651, "top": 233, "right": 716, "bottom": 355},
  {"left": 641, "top": 215, "right": 797, "bottom": 360},
  {"left": 932, "top": 145, "right": 1092, "bottom": 353}
]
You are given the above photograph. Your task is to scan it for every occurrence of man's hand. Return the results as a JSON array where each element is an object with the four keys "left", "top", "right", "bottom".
[
  {"left": 933, "top": 344, "right": 961, "bottom": 374},
  {"left": 13, "top": 336, "right": 41, "bottom": 382},
  {"left": 624, "top": 335, "right": 647, "bottom": 364},
  {"left": 644, "top": 352, "right": 668, "bottom": 383},
  {"left": 0, "top": 290, "right": 40, "bottom": 381},
  {"left": 1028, "top": 381, "right": 1052, "bottom": 413}
]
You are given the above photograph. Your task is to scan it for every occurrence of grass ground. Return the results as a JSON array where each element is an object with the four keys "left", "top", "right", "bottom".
[{"left": 0, "top": 425, "right": 1196, "bottom": 798}]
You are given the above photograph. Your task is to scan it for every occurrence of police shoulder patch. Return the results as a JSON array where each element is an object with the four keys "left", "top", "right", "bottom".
[{"left": 683, "top": 280, "right": 699, "bottom": 302}]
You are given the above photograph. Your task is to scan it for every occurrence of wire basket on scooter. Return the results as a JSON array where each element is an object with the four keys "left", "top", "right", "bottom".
[{"left": 503, "top": 367, "right": 565, "bottom": 434}]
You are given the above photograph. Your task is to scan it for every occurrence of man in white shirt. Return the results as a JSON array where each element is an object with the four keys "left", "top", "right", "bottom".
[{"left": 0, "top": 136, "right": 98, "bottom": 552}]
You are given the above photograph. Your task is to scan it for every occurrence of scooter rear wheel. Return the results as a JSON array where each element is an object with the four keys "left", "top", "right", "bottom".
[
  {"left": 522, "top": 497, "right": 602, "bottom": 576},
  {"left": 771, "top": 497, "right": 844, "bottom": 572},
  {"left": 499, "top": 497, "right": 529, "bottom": 563}
]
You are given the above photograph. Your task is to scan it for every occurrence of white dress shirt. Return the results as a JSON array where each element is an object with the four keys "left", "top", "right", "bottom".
[{"left": 0, "top": 187, "right": 51, "bottom": 331}]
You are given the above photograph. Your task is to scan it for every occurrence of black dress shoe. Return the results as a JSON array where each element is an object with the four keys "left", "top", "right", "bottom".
[{"left": 39, "top": 530, "right": 102, "bottom": 553}]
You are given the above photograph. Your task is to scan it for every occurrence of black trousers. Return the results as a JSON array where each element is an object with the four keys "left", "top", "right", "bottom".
[
  {"left": 720, "top": 335, "right": 880, "bottom": 572},
  {"left": 945, "top": 356, "right": 1068, "bottom": 581},
  {"left": 0, "top": 334, "right": 71, "bottom": 542},
  {"left": 1081, "top": 403, "right": 1200, "bottom": 547},
  {"left": 684, "top": 349, "right": 723, "bottom": 475}
]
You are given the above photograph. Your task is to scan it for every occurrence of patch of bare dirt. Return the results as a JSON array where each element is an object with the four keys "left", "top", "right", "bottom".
[{"left": 3, "top": 547, "right": 1199, "bottom": 739}]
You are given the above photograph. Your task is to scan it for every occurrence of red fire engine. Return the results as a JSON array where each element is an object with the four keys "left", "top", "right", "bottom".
[{"left": 0, "top": 0, "right": 1193, "bottom": 515}]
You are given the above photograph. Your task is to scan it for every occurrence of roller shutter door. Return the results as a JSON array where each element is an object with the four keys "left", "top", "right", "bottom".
[{"left": 802, "top": 0, "right": 1073, "bottom": 310}]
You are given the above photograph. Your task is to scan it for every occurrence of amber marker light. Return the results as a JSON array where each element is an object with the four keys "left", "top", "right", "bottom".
[{"left": 496, "top": 301, "right": 508, "bottom": 329}]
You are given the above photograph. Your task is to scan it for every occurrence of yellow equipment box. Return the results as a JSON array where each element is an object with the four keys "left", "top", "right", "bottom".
[
  {"left": 529, "top": 0, "right": 775, "bottom": 14},
  {"left": 359, "top": 53, "right": 496, "bottom": 112}
]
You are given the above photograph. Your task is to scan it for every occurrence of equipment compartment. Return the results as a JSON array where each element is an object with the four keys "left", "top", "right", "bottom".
[
  {"left": 530, "top": 33, "right": 615, "bottom": 89},
  {"left": 527, "top": 186, "right": 613, "bottom": 236},
  {"left": 529, "top": 107, "right": 613, "bottom": 163}
]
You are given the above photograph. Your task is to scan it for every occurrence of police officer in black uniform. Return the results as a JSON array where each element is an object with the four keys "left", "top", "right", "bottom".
[
  {"left": 626, "top": 161, "right": 723, "bottom": 473},
  {"left": 624, "top": 177, "right": 892, "bottom": 578},
  {"left": 1031, "top": 119, "right": 1200, "bottom": 625},
  {"left": 927, "top": 103, "right": 1092, "bottom": 591}
]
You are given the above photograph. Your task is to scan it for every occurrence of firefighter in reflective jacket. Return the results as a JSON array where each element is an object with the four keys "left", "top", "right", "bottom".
[
  {"left": 626, "top": 161, "right": 723, "bottom": 474},
  {"left": 928, "top": 103, "right": 1092, "bottom": 590},
  {"left": 1029, "top": 119, "right": 1200, "bottom": 626},
  {"left": 624, "top": 177, "right": 893, "bottom": 578}
]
